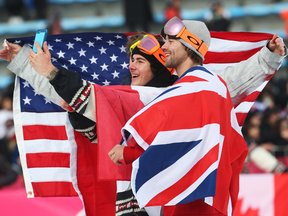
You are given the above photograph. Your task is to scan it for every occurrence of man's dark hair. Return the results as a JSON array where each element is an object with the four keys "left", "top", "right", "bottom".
[{"left": 184, "top": 45, "right": 203, "bottom": 65}]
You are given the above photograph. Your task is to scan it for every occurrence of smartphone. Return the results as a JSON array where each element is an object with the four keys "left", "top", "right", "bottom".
[{"left": 32, "top": 29, "right": 48, "bottom": 53}]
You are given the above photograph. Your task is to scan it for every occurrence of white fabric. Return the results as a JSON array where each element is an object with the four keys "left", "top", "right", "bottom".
[{"left": 250, "top": 146, "right": 278, "bottom": 172}]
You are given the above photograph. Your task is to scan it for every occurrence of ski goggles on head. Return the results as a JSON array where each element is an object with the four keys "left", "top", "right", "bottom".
[
  {"left": 161, "top": 16, "right": 209, "bottom": 57},
  {"left": 130, "top": 34, "right": 175, "bottom": 74}
]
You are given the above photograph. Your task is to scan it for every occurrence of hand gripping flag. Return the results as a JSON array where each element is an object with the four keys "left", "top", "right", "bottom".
[{"left": 9, "top": 31, "right": 277, "bottom": 216}]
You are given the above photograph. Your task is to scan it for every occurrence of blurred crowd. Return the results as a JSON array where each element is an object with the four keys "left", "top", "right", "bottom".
[
  {"left": 4, "top": 0, "right": 62, "bottom": 35},
  {"left": 241, "top": 78, "right": 288, "bottom": 174},
  {"left": 0, "top": 80, "right": 21, "bottom": 189}
]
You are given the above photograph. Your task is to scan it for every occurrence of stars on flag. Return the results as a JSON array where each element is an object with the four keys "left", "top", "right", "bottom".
[
  {"left": 66, "top": 42, "right": 74, "bottom": 49},
  {"left": 89, "top": 56, "right": 98, "bottom": 64},
  {"left": 99, "top": 46, "right": 107, "bottom": 54},
  {"left": 80, "top": 65, "right": 88, "bottom": 72},
  {"left": 112, "top": 70, "right": 120, "bottom": 78},
  {"left": 44, "top": 98, "right": 52, "bottom": 104},
  {"left": 100, "top": 63, "right": 109, "bottom": 71},
  {"left": 17, "top": 32, "right": 132, "bottom": 111},
  {"left": 107, "top": 40, "right": 115, "bottom": 46},
  {"left": 62, "top": 64, "right": 68, "bottom": 69},
  {"left": 119, "top": 45, "right": 126, "bottom": 53},
  {"left": 51, "top": 57, "right": 58, "bottom": 62},
  {"left": 74, "top": 37, "right": 82, "bottom": 42},
  {"left": 115, "top": 35, "right": 122, "bottom": 39},
  {"left": 23, "top": 96, "right": 31, "bottom": 105},
  {"left": 57, "top": 50, "right": 65, "bottom": 58},
  {"left": 26, "top": 33, "right": 130, "bottom": 86},
  {"left": 33, "top": 90, "right": 40, "bottom": 96},
  {"left": 121, "top": 61, "right": 129, "bottom": 69},
  {"left": 48, "top": 44, "right": 54, "bottom": 50},
  {"left": 87, "top": 41, "right": 94, "bottom": 47},
  {"left": 78, "top": 48, "right": 87, "bottom": 57},
  {"left": 94, "top": 36, "right": 102, "bottom": 41},
  {"left": 91, "top": 73, "right": 99, "bottom": 80},
  {"left": 23, "top": 80, "right": 30, "bottom": 88},
  {"left": 102, "top": 80, "right": 110, "bottom": 86},
  {"left": 68, "top": 57, "right": 77, "bottom": 65},
  {"left": 110, "top": 54, "right": 118, "bottom": 62}
]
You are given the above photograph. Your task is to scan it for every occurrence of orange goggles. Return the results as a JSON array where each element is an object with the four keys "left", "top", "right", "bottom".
[
  {"left": 130, "top": 35, "right": 175, "bottom": 74},
  {"left": 161, "top": 17, "right": 208, "bottom": 57}
]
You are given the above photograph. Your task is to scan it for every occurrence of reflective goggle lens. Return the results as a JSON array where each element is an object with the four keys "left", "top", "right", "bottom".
[
  {"left": 163, "top": 16, "right": 185, "bottom": 37},
  {"left": 138, "top": 35, "right": 160, "bottom": 54}
]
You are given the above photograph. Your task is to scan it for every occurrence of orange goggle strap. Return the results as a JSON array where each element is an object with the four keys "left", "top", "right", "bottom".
[
  {"left": 152, "top": 48, "right": 175, "bottom": 75},
  {"left": 176, "top": 27, "right": 209, "bottom": 57}
]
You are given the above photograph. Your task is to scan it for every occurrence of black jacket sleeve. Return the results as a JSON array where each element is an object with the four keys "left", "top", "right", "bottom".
[{"left": 68, "top": 112, "right": 97, "bottom": 142}]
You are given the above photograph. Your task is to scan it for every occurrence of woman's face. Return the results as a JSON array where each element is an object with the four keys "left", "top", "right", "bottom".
[
  {"left": 248, "top": 125, "right": 260, "bottom": 140},
  {"left": 129, "top": 54, "right": 154, "bottom": 86}
]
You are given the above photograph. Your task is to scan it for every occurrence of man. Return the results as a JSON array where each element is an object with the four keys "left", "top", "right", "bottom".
[{"left": 118, "top": 17, "right": 245, "bottom": 216}]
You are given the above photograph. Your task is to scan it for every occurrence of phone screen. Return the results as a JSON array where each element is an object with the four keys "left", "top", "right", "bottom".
[{"left": 33, "top": 29, "right": 47, "bottom": 53}]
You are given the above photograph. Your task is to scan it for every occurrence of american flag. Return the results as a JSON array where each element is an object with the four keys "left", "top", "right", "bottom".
[
  {"left": 10, "top": 32, "right": 132, "bottom": 216},
  {"left": 9, "top": 31, "right": 276, "bottom": 216}
]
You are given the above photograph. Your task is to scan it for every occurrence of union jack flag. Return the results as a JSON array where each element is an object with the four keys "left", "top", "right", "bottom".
[{"left": 122, "top": 66, "right": 248, "bottom": 215}]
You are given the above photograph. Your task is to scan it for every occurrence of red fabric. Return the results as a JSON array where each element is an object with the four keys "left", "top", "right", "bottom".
[
  {"left": 74, "top": 131, "right": 116, "bottom": 216},
  {"left": 280, "top": 10, "right": 288, "bottom": 40},
  {"left": 165, "top": 7, "right": 181, "bottom": 21},
  {"left": 274, "top": 174, "right": 288, "bottom": 216},
  {"left": 209, "top": 31, "right": 272, "bottom": 42},
  {"left": 26, "top": 153, "right": 70, "bottom": 168},
  {"left": 123, "top": 140, "right": 145, "bottom": 164},
  {"left": 32, "top": 182, "right": 78, "bottom": 197},
  {"left": 164, "top": 199, "right": 225, "bottom": 216},
  {"left": 205, "top": 48, "right": 262, "bottom": 64},
  {"left": 23, "top": 125, "right": 68, "bottom": 140},
  {"left": 94, "top": 85, "right": 145, "bottom": 181}
]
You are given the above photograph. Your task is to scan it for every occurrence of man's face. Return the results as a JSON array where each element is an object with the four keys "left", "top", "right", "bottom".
[
  {"left": 162, "top": 36, "right": 188, "bottom": 71},
  {"left": 129, "top": 54, "right": 154, "bottom": 86}
]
